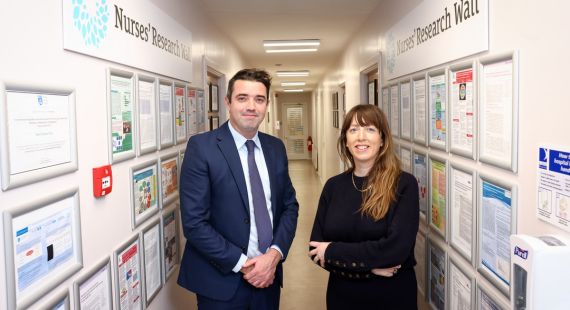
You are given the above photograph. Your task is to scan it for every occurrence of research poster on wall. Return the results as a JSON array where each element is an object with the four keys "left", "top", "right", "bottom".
[
  {"left": 430, "top": 159, "right": 447, "bottom": 235},
  {"left": 174, "top": 86, "right": 186, "bottom": 143},
  {"left": 450, "top": 68, "right": 474, "bottom": 156},
  {"left": 160, "top": 157, "right": 178, "bottom": 205},
  {"left": 400, "top": 81, "right": 411, "bottom": 140},
  {"left": 429, "top": 74, "right": 447, "bottom": 148},
  {"left": 479, "top": 288, "right": 506, "bottom": 310},
  {"left": 413, "top": 78, "right": 427, "bottom": 144},
  {"left": 117, "top": 241, "right": 142, "bottom": 310},
  {"left": 159, "top": 84, "right": 174, "bottom": 146},
  {"left": 429, "top": 242, "right": 445, "bottom": 310},
  {"left": 449, "top": 262, "right": 472, "bottom": 310},
  {"left": 143, "top": 224, "right": 162, "bottom": 303},
  {"left": 187, "top": 89, "right": 197, "bottom": 136},
  {"left": 111, "top": 75, "right": 134, "bottom": 155},
  {"left": 400, "top": 147, "right": 412, "bottom": 173},
  {"left": 413, "top": 152, "right": 428, "bottom": 218},
  {"left": 390, "top": 85, "right": 400, "bottom": 137},
  {"left": 537, "top": 146, "right": 570, "bottom": 232},
  {"left": 450, "top": 167, "right": 474, "bottom": 260},
  {"left": 132, "top": 165, "right": 158, "bottom": 225},
  {"left": 78, "top": 262, "right": 112, "bottom": 310},
  {"left": 163, "top": 209, "right": 179, "bottom": 278},
  {"left": 480, "top": 180, "right": 512, "bottom": 286},
  {"left": 137, "top": 79, "right": 157, "bottom": 153}
]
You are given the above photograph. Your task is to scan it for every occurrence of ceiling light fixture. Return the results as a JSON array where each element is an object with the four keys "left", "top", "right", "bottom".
[
  {"left": 281, "top": 82, "right": 306, "bottom": 86},
  {"left": 283, "top": 89, "right": 304, "bottom": 93},
  {"left": 266, "top": 48, "right": 317, "bottom": 53},
  {"left": 276, "top": 70, "right": 310, "bottom": 77},
  {"left": 263, "top": 39, "right": 320, "bottom": 53}
]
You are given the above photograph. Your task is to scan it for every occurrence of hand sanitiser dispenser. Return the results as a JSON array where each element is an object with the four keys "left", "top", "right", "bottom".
[{"left": 510, "top": 234, "right": 570, "bottom": 310}]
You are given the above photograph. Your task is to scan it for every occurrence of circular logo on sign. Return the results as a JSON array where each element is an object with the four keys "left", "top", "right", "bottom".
[{"left": 72, "top": 0, "right": 110, "bottom": 47}]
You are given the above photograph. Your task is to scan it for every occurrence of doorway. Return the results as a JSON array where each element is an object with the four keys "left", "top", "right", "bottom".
[{"left": 283, "top": 103, "right": 308, "bottom": 160}]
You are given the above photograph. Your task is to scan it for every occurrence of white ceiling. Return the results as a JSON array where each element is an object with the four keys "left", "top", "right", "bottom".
[{"left": 197, "top": 0, "right": 385, "bottom": 92}]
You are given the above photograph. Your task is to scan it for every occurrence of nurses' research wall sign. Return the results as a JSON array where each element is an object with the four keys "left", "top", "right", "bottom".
[
  {"left": 384, "top": 0, "right": 488, "bottom": 80},
  {"left": 62, "top": 0, "right": 192, "bottom": 82}
]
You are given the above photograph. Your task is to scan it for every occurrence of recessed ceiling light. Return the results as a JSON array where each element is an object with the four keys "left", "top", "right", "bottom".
[
  {"left": 281, "top": 82, "right": 306, "bottom": 86},
  {"left": 266, "top": 48, "right": 317, "bottom": 53},
  {"left": 283, "top": 89, "right": 304, "bottom": 93},
  {"left": 263, "top": 39, "right": 320, "bottom": 47},
  {"left": 276, "top": 70, "right": 310, "bottom": 77}
]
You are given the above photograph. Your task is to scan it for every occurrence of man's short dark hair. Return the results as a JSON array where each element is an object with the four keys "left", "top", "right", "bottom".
[{"left": 226, "top": 68, "right": 272, "bottom": 101}]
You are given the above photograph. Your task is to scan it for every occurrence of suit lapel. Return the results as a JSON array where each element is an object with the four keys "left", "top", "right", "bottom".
[
  {"left": 259, "top": 134, "right": 277, "bottom": 218},
  {"left": 216, "top": 122, "right": 249, "bottom": 212}
]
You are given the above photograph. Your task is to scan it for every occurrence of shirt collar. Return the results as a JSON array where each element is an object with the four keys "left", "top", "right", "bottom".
[{"left": 228, "top": 120, "right": 260, "bottom": 149}]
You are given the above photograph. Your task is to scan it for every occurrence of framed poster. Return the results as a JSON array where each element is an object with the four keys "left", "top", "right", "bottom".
[
  {"left": 3, "top": 188, "right": 83, "bottom": 310},
  {"left": 428, "top": 69, "right": 448, "bottom": 151},
  {"left": 476, "top": 281, "right": 510, "bottom": 310},
  {"left": 162, "top": 204, "right": 180, "bottom": 281},
  {"left": 412, "top": 74, "right": 428, "bottom": 146},
  {"left": 39, "top": 288, "right": 70, "bottom": 310},
  {"left": 73, "top": 257, "right": 112, "bottom": 310},
  {"left": 477, "top": 174, "right": 517, "bottom": 296},
  {"left": 196, "top": 89, "right": 206, "bottom": 133},
  {"left": 400, "top": 146, "right": 412, "bottom": 174},
  {"left": 159, "top": 152, "right": 179, "bottom": 207},
  {"left": 174, "top": 84, "right": 187, "bottom": 144},
  {"left": 178, "top": 147, "right": 186, "bottom": 186},
  {"left": 212, "top": 116, "right": 220, "bottom": 130},
  {"left": 113, "top": 235, "right": 142, "bottom": 310},
  {"left": 415, "top": 232, "right": 427, "bottom": 298},
  {"left": 209, "top": 83, "right": 219, "bottom": 112},
  {"left": 381, "top": 87, "right": 390, "bottom": 118},
  {"left": 428, "top": 236, "right": 447, "bottom": 310},
  {"left": 429, "top": 155, "right": 448, "bottom": 239},
  {"left": 449, "top": 62, "right": 476, "bottom": 159},
  {"left": 449, "top": 163, "right": 476, "bottom": 265},
  {"left": 130, "top": 159, "right": 159, "bottom": 229},
  {"left": 0, "top": 83, "right": 78, "bottom": 190},
  {"left": 136, "top": 75, "right": 158, "bottom": 156},
  {"left": 389, "top": 84, "right": 400, "bottom": 137},
  {"left": 332, "top": 92, "right": 339, "bottom": 128},
  {"left": 141, "top": 219, "right": 163, "bottom": 307},
  {"left": 367, "top": 79, "right": 377, "bottom": 105},
  {"left": 447, "top": 255, "right": 475, "bottom": 310},
  {"left": 400, "top": 80, "right": 412, "bottom": 141},
  {"left": 186, "top": 88, "right": 198, "bottom": 136},
  {"left": 107, "top": 68, "right": 136, "bottom": 164},
  {"left": 478, "top": 52, "right": 519, "bottom": 172},
  {"left": 158, "top": 81, "right": 174, "bottom": 149},
  {"left": 413, "top": 149, "right": 428, "bottom": 229}
]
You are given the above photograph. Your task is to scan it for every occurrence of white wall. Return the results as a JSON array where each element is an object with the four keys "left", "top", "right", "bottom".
[{"left": 0, "top": 1, "right": 244, "bottom": 309}]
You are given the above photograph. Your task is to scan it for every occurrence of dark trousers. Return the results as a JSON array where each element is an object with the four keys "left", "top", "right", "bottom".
[{"left": 197, "top": 279, "right": 280, "bottom": 310}]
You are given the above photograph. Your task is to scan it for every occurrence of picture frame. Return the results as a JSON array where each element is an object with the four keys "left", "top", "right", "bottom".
[
  {"left": 209, "top": 83, "right": 219, "bottom": 112},
  {"left": 73, "top": 257, "right": 112, "bottom": 310},
  {"left": 38, "top": 288, "right": 71, "bottom": 310},
  {"left": 196, "top": 89, "right": 206, "bottom": 133},
  {"left": 413, "top": 148, "right": 429, "bottom": 233},
  {"left": 412, "top": 74, "right": 428, "bottom": 146},
  {"left": 427, "top": 236, "right": 447, "bottom": 310},
  {"left": 477, "top": 173, "right": 517, "bottom": 296},
  {"left": 428, "top": 68, "right": 448, "bottom": 151},
  {"left": 478, "top": 51, "right": 519, "bottom": 173},
  {"left": 130, "top": 159, "right": 160, "bottom": 229},
  {"left": 141, "top": 219, "right": 163, "bottom": 307},
  {"left": 0, "top": 82, "right": 78, "bottom": 190},
  {"left": 178, "top": 147, "right": 186, "bottom": 186},
  {"left": 159, "top": 152, "right": 179, "bottom": 208},
  {"left": 212, "top": 116, "right": 220, "bottom": 130},
  {"left": 399, "top": 146, "right": 412, "bottom": 174},
  {"left": 186, "top": 87, "right": 198, "bottom": 137},
  {"left": 389, "top": 83, "right": 400, "bottom": 137},
  {"left": 428, "top": 154, "right": 448, "bottom": 239},
  {"left": 107, "top": 68, "right": 136, "bottom": 164},
  {"left": 113, "top": 235, "right": 143, "bottom": 310},
  {"left": 332, "top": 92, "right": 339, "bottom": 129},
  {"left": 400, "top": 79, "right": 412, "bottom": 141},
  {"left": 174, "top": 83, "right": 187, "bottom": 144},
  {"left": 158, "top": 80, "right": 174, "bottom": 149},
  {"left": 161, "top": 203, "right": 181, "bottom": 281},
  {"left": 449, "top": 61, "right": 477, "bottom": 160},
  {"left": 476, "top": 280, "right": 510, "bottom": 310},
  {"left": 367, "top": 79, "right": 377, "bottom": 105},
  {"left": 449, "top": 163, "right": 476, "bottom": 266},
  {"left": 414, "top": 231, "right": 428, "bottom": 299},
  {"left": 447, "top": 254, "right": 475, "bottom": 310},
  {"left": 2, "top": 188, "right": 83, "bottom": 310},
  {"left": 136, "top": 74, "right": 158, "bottom": 156}
]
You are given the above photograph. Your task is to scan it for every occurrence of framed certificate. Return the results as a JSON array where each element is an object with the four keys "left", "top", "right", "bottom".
[
  {"left": 209, "top": 83, "right": 219, "bottom": 112},
  {"left": 3, "top": 188, "right": 83, "bottom": 310},
  {"left": 449, "top": 61, "right": 477, "bottom": 159},
  {"left": 400, "top": 80, "right": 412, "bottom": 141},
  {"left": 389, "top": 84, "right": 400, "bottom": 137},
  {"left": 0, "top": 83, "right": 78, "bottom": 190},
  {"left": 381, "top": 87, "right": 390, "bottom": 118},
  {"left": 478, "top": 52, "right": 519, "bottom": 172},
  {"left": 428, "top": 154, "right": 448, "bottom": 239},
  {"left": 73, "top": 257, "right": 112, "bottom": 310},
  {"left": 186, "top": 88, "right": 198, "bottom": 137},
  {"left": 449, "top": 163, "right": 476, "bottom": 265},
  {"left": 136, "top": 75, "right": 158, "bottom": 156},
  {"left": 158, "top": 80, "right": 174, "bottom": 149},
  {"left": 400, "top": 146, "right": 412, "bottom": 174},
  {"left": 477, "top": 174, "right": 517, "bottom": 296},
  {"left": 476, "top": 280, "right": 510, "bottom": 310},
  {"left": 39, "top": 288, "right": 70, "bottom": 310},
  {"left": 412, "top": 74, "right": 428, "bottom": 146},
  {"left": 162, "top": 204, "right": 181, "bottom": 281},
  {"left": 447, "top": 255, "right": 475, "bottom": 310},
  {"left": 412, "top": 148, "right": 428, "bottom": 231},
  {"left": 107, "top": 68, "right": 136, "bottom": 164},
  {"left": 159, "top": 152, "right": 179, "bottom": 207},
  {"left": 113, "top": 235, "right": 143, "bottom": 310},
  {"left": 174, "top": 84, "right": 187, "bottom": 144},
  {"left": 367, "top": 79, "right": 377, "bottom": 105},
  {"left": 414, "top": 232, "right": 427, "bottom": 298},
  {"left": 427, "top": 236, "right": 447, "bottom": 310},
  {"left": 196, "top": 89, "right": 206, "bottom": 133},
  {"left": 428, "top": 69, "right": 448, "bottom": 151},
  {"left": 141, "top": 219, "right": 163, "bottom": 307},
  {"left": 130, "top": 159, "right": 159, "bottom": 229}
]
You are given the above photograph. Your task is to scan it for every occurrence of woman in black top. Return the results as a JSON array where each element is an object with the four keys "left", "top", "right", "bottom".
[{"left": 309, "top": 104, "right": 419, "bottom": 310}]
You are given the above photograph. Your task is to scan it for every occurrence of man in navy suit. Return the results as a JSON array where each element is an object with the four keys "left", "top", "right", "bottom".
[{"left": 178, "top": 68, "right": 299, "bottom": 309}]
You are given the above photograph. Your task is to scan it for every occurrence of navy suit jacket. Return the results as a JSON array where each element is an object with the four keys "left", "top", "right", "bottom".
[{"left": 177, "top": 121, "right": 299, "bottom": 301}]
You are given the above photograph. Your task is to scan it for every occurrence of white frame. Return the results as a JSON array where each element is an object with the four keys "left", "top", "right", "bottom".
[
  {"left": 428, "top": 68, "right": 448, "bottom": 151},
  {"left": 0, "top": 83, "right": 78, "bottom": 190},
  {"left": 476, "top": 281, "right": 510, "bottom": 310},
  {"left": 174, "top": 83, "right": 187, "bottom": 144},
  {"left": 107, "top": 68, "right": 136, "bottom": 164},
  {"left": 415, "top": 231, "right": 428, "bottom": 299},
  {"left": 449, "top": 61, "right": 477, "bottom": 159},
  {"left": 130, "top": 159, "right": 160, "bottom": 229},
  {"left": 477, "top": 173, "right": 517, "bottom": 296},
  {"left": 399, "top": 78, "right": 412, "bottom": 141},
  {"left": 159, "top": 152, "right": 179, "bottom": 208},
  {"left": 449, "top": 163, "right": 477, "bottom": 266},
  {"left": 447, "top": 254, "right": 475, "bottom": 310},
  {"left": 3, "top": 188, "right": 83, "bottom": 310},
  {"left": 113, "top": 235, "right": 143, "bottom": 310},
  {"left": 381, "top": 86, "right": 390, "bottom": 123},
  {"left": 209, "top": 83, "right": 219, "bottom": 112},
  {"left": 141, "top": 219, "right": 163, "bottom": 307},
  {"left": 427, "top": 236, "right": 447, "bottom": 310},
  {"left": 39, "top": 288, "right": 70, "bottom": 310},
  {"left": 478, "top": 51, "right": 519, "bottom": 173},
  {"left": 412, "top": 148, "right": 429, "bottom": 233},
  {"left": 428, "top": 154, "right": 448, "bottom": 239},
  {"left": 73, "top": 257, "right": 112, "bottom": 310},
  {"left": 196, "top": 89, "right": 207, "bottom": 133},
  {"left": 161, "top": 203, "right": 181, "bottom": 281},
  {"left": 186, "top": 87, "right": 198, "bottom": 137},
  {"left": 389, "top": 83, "right": 400, "bottom": 137},
  {"left": 412, "top": 73, "right": 428, "bottom": 146},
  {"left": 136, "top": 74, "right": 158, "bottom": 156},
  {"left": 158, "top": 80, "right": 175, "bottom": 149}
]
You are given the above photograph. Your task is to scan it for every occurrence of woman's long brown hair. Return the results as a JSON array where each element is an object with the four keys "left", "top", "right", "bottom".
[{"left": 337, "top": 105, "right": 401, "bottom": 221}]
